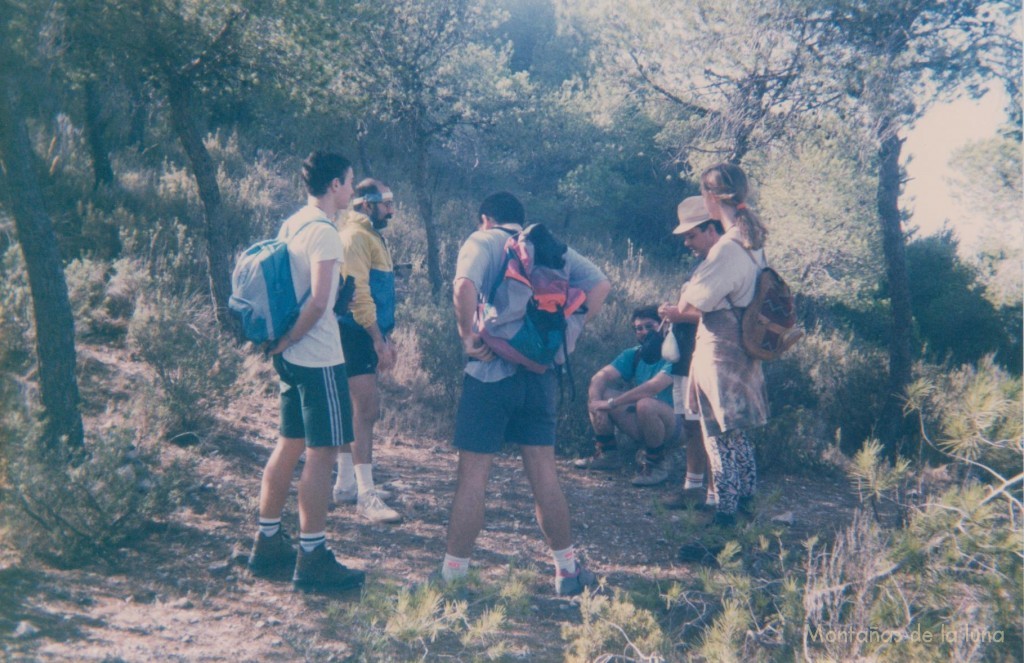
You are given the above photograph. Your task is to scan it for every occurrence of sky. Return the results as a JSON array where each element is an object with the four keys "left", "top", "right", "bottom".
[{"left": 902, "top": 88, "right": 1013, "bottom": 253}]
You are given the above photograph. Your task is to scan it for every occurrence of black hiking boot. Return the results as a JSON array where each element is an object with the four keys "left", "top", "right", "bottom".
[
  {"left": 248, "top": 529, "right": 296, "bottom": 580},
  {"left": 292, "top": 544, "right": 366, "bottom": 593}
]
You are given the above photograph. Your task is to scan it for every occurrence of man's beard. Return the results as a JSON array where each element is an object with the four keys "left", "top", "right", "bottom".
[{"left": 372, "top": 215, "right": 391, "bottom": 230}]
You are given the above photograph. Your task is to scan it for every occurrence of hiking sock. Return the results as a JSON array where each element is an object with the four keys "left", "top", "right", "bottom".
[
  {"left": 335, "top": 452, "right": 356, "bottom": 492},
  {"left": 354, "top": 463, "right": 375, "bottom": 497},
  {"left": 644, "top": 445, "right": 666, "bottom": 465},
  {"left": 552, "top": 546, "right": 578, "bottom": 576},
  {"left": 258, "top": 518, "right": 281, "bottom": 538},
  {"left": 299, "top": 532, "right": 326, "bottom": 553},
  {"left": 441, "top": 554, "right": 470, "bottom": 582},
  {"left": 684, "top": 472, "right": 705, "bottom": 490},
  {"left": 594, "top": 434, "right": 616, "bottom": 454}
]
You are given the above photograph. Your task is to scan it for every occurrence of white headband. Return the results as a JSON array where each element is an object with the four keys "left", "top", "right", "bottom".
[{"left": 352, "top": 190, "right": 394, "bottom": 206}]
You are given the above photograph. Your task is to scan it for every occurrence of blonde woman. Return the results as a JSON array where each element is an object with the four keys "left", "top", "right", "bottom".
[{"left": 659, "top": 163, "right": 769, "bottom": 527}]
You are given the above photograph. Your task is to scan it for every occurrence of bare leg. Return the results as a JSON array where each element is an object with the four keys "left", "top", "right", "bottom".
[
  {"left": 587, "top": 387, "right": 622, "bottom": 438},
  {"left": 347, "top": 373, "right": 379, "bottom": 466},
  {"left": 259, "top": 436, "right": 307, "bottom": 520},
  {"left": 635, "top": 398, "right": 676, "bottom": 451},
  {"left": 684, "top": 420, "right": 707, "bottom": 476},
  {"left": 445, "top": 450, "right": 494, "bottom": 558},
  {"left": 520, "top": 445, "right": 571, "bottom": 550},
  {"left": 299, "top": 446, "right": 339, "bottom": 534}
]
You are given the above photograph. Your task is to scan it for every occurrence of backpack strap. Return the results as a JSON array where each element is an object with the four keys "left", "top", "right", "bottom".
[
  {"left": 281, "top": 218, "right": 334, "bottom": 317},
  {"left": 485, "top": 226, "right": 520, "bottom": 304},
  {"left": 724, "top": 237, "right": 765, "bottom": 311},
  {"left": 284, "top": 218, "right": 333, "bottom": 243}
]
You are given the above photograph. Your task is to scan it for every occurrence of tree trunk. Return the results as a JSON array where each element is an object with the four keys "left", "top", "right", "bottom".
[
  {"left": 165, "top": 75, "right": 234, "bottom": 328},
  {"left": 0, "top": 82, "right": 84, "bottom": 450},
  {"left": 876, "top": 124, "right": 913, "bottom": 455},
  {"left": 414, "top": 137, "right": 444, "bottom": 295},
  {"left": 83, "top": 80, "right": 114, "bottom": 190}
]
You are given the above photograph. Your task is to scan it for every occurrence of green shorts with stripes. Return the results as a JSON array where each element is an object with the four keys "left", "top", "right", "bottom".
[{"left": 272, "top": 356, "right": 354, "bottom": 447}]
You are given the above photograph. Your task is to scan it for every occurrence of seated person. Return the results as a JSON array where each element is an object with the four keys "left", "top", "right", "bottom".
[{"left": 575, "top": 306, "right": 678, "bottom": 486}]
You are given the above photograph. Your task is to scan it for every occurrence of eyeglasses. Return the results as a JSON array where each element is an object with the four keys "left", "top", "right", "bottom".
[{"left": 633, "top": 323, "right": 657, "bottom": 333}]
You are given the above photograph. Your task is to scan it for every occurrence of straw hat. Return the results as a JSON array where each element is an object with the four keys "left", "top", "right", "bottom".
[{"left": 673, "top": 196, "right": 711, "bottom": 234}]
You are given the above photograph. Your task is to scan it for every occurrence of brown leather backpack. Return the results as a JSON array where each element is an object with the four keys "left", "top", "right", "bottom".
[{"left": 731, "top": 242, "right": 804, "bottom": 361}]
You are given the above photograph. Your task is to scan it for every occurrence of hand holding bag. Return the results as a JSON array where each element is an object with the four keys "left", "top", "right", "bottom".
[{"left": 661, "top": 322, "right": 681, "bottom": 362}]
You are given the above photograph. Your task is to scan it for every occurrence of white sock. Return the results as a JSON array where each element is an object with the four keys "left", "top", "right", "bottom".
[
  {"left": 299, "top": 531, "right": 326, "bottom": 552},
  {"left": 335, "top": 452, "right": 356, "bottom": 490},
  {"left": 258, "top": 517, "right": 280, "bottom": 538},
  {"left": 552, "top": 546, "right": 578, "bottom": 576},
  {"left": 706, "top": 492, "right": 719, "bottom": 507},
  {"left": 684, "top": 472, "right": 705, "bottom": 490},
  {"left": 355, "top": 463, "right": 375, "bottom": 496},
  {"left": 441, "top": 553, "right": 470, "bottom": 582}
]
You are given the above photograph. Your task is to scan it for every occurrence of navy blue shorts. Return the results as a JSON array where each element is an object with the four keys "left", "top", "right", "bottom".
[
  {"left": 273, "top": 356, "right": 354, "bottom": 447},
  {"left": 453, "top": 369, "right": 558, "bottom": 453},
  {"left": 339, "top": 323, "right": 378, "bottom": 377}
]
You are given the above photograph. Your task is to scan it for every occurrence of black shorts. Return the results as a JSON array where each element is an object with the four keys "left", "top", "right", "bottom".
[
  {"left": 453, "top": 369, "right": 558, "bottom": 453},
  {"left": 273, "top": 355, "right": 354, "bottom": 447},
  {"left": 340, "top": 323, "right": 378, "bottom": 377}
]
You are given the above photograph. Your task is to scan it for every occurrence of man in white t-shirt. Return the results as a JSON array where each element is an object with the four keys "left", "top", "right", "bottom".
[{"left": 247, "top": 151, "right": 366, "bottom": 593}]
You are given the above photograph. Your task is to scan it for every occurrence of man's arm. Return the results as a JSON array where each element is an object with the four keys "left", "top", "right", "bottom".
[
  {"left": 595, "top": 371, "right": 672, "bottom": 412},
  {"left": 270, "top": 259, "right": 336, "bottom": 355},
  {"left": 344, "top": 231, "right": 397, "bottom": 370},
  {"left": 583, "top": 279, "right": 611, "bottom": 322},
  {"left": 453, "top": 276, "right": 494, "bottom": 361},
  {"left": 588, "top": 364, "right": 624, "bottom": 404}
]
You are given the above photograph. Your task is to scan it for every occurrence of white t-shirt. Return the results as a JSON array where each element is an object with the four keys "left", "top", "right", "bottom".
[
  {"left": 277, "top": 204, "right": 345, "bottom": 367},
  {"left": 679, "top": 226, "right": 764, "bottom": 312}
]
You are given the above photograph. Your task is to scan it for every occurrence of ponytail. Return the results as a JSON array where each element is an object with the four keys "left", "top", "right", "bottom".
[
  {"left": 734, "top": 206, "right": 767, "bottom": 251},
  {"left": 700, "top": 162, "right": 767, "bottom": 250}
]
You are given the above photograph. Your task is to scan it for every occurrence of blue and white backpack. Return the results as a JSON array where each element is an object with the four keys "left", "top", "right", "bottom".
[{"left": 228, "top": 219, "right": 330, "bottom": 344}]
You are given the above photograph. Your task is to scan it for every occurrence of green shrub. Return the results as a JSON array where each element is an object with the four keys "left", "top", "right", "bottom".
[
  {"left": 906, "top": 357, "right": 1023, "bottom": 482},
  {"left": 0, "top": 243, "right": 34, "bottom": 373},
  {"left": 2, "top": 420, "right": 190, "bottom": 565},
  {"left": 127, "top": 290, "right": 242, "bottom": 440},
  {"left": 405, "top": 293, "right": 464, "bottom": 415},
  {"left": 561, "top": 588, "right": 669, "bottom": 662},
  {"left": 761, "top": 327, "right": 887, "bottom": 466}
]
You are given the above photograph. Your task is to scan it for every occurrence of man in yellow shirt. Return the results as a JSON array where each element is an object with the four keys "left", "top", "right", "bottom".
[{"left": 333, "top": 178, "right": 401, "bottom": 524}]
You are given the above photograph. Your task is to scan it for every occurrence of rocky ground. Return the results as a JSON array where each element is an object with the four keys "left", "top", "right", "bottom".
[{"left": 0, "top": 346, "right": 862, "bottom": 661}]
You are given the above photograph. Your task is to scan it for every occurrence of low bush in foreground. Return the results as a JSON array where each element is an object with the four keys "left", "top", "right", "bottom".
[{"left": 2, "top": 422, "right": 191, "bottom": 565}]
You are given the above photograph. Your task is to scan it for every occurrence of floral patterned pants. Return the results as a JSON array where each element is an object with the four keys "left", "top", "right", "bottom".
[{"left": 705, "top": 427, "right": 756, "bottom": 514}]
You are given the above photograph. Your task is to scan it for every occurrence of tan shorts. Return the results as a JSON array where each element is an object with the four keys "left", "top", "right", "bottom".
[{"left": 672, "top": 375, "right": 700, "bottom": 421}]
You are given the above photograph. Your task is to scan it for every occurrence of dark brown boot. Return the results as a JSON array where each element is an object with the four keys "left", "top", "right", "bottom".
[
  {"left": 292, "top": 544, "right": 366, "bottom": 593},
  {"left": 248, "top": 529, "right": 296, "bottom": 580}
]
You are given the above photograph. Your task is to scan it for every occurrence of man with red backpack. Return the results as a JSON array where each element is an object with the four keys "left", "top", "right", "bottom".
[{"left": 438, "top": 192, "right": 611, "bottom": 596}]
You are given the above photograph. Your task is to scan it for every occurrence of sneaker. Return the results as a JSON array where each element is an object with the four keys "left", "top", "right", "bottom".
[
  {"left": 292, "top": 544, "right": 365, "bottom": 593},
  {"left": 248, "top": 529, "right": 296, "bottom": 580},
  {"left": 357, "top": 491, "right": 402, "bottom": 524},
  {"left": 334, "top": 485, "right": 393, "bottom": 505},
  {"left": 631, "top": 452, "right": 672, "bottom": 487},
  {"left": 555, "top": 563, "right": 598, "bottom": 597},
  {"left": 573, "top": 450, "right": 621, "bottom": 471}
]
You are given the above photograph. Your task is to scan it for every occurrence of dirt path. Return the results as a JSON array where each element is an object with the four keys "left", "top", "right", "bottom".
[{"left": 1, "top": 352, "right": 862, "bottom": 661}]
